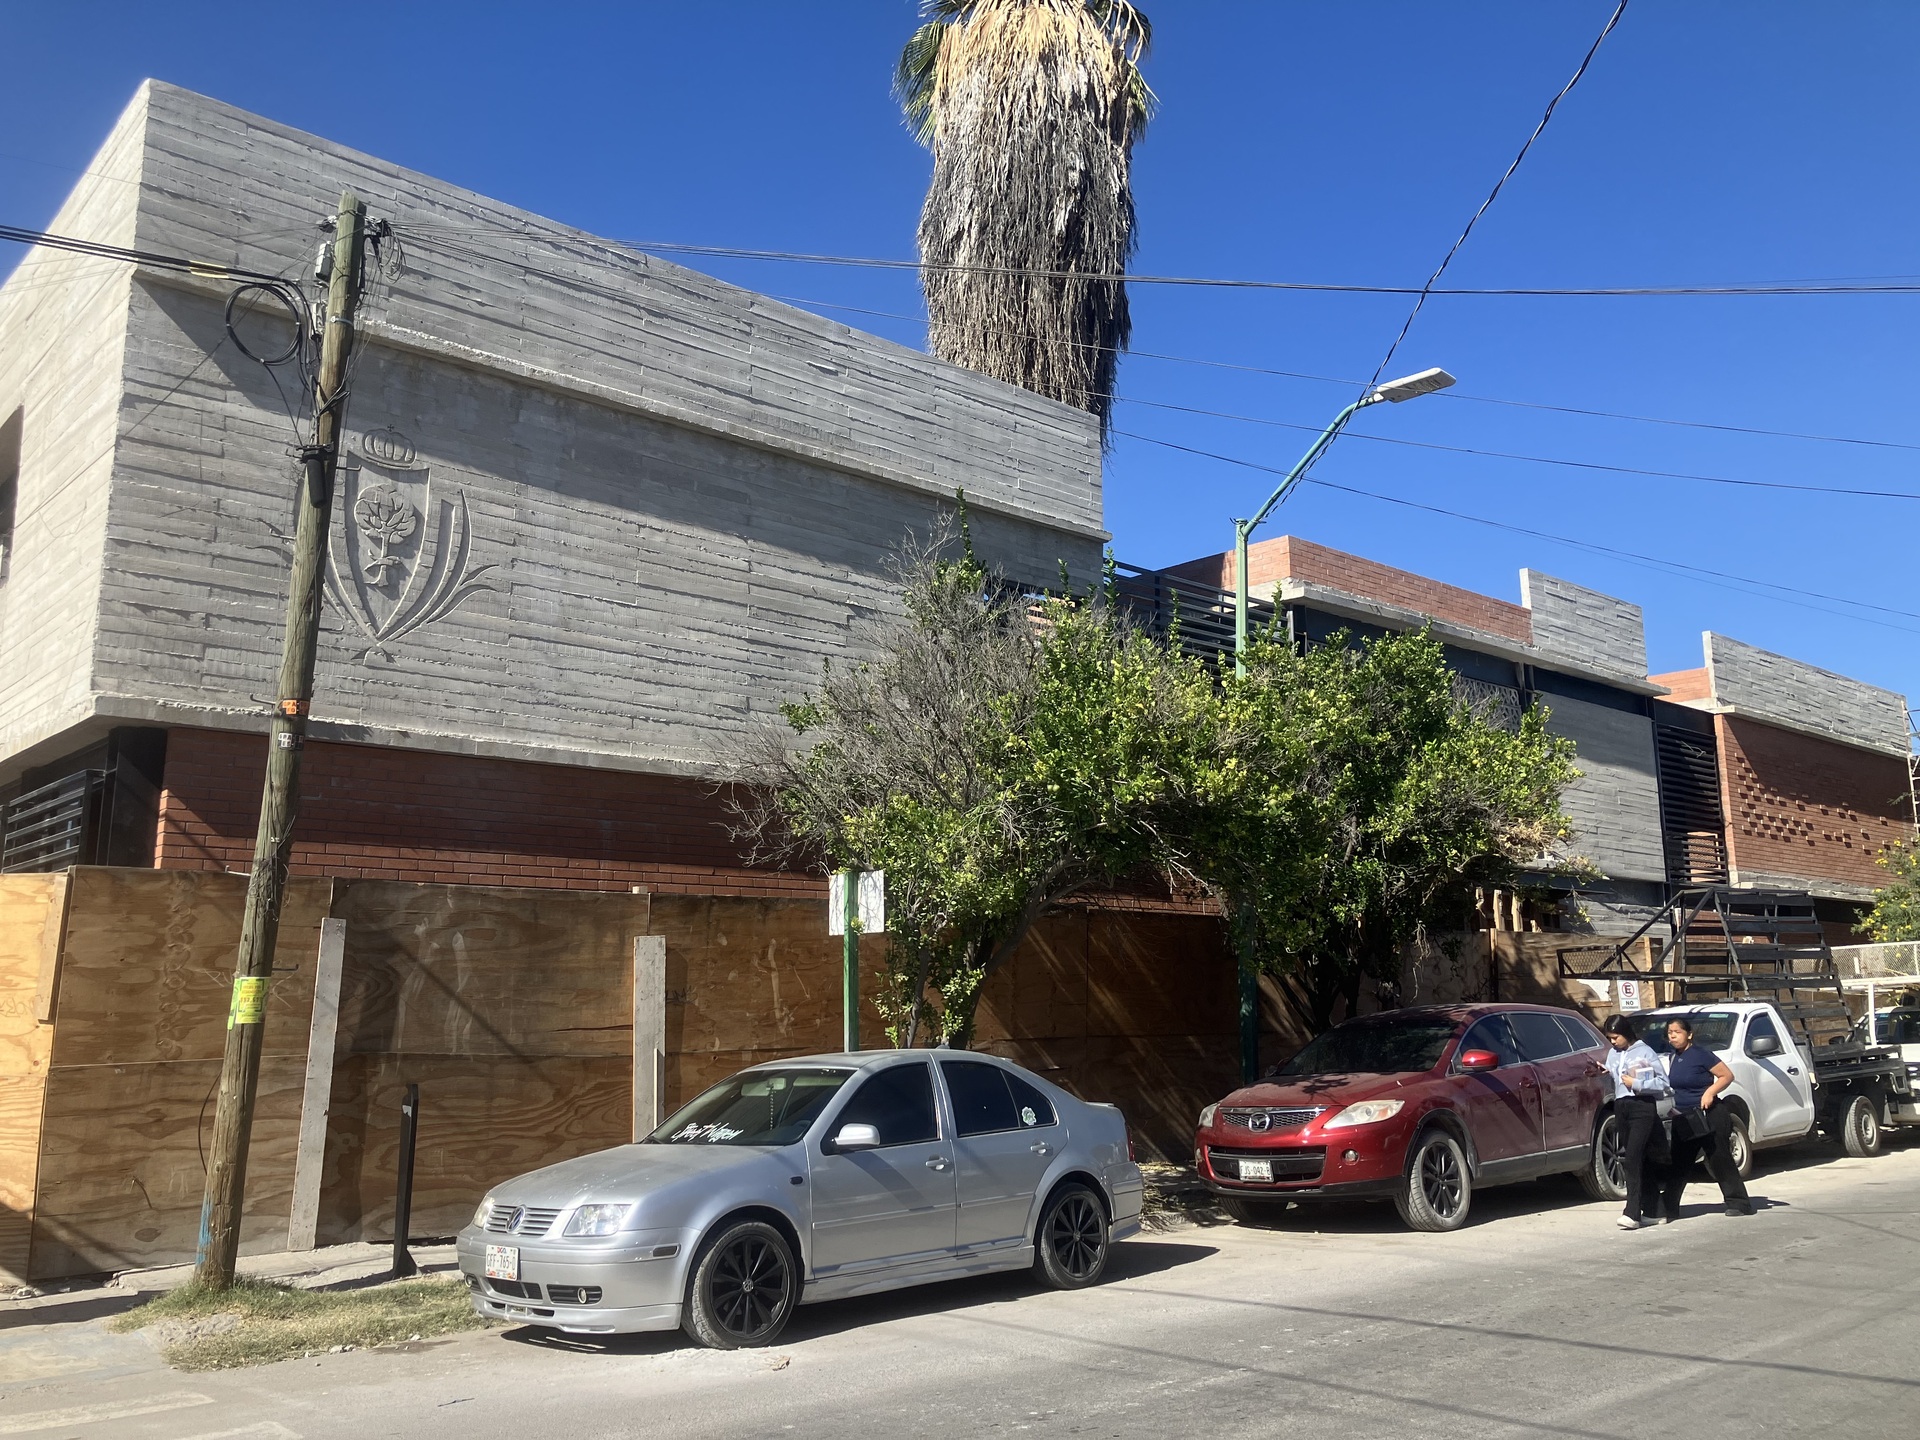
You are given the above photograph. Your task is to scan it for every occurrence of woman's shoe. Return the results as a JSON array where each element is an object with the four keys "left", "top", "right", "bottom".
[{"left": 1616, "top": 1214, "right": 1643, "bottom": 1230}]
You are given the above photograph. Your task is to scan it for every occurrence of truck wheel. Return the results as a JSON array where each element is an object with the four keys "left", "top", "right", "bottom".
[
  {"left": 1394, "top": 1130, "right": 1471, "bottom": 1232},
  {"left": 1840, "top": 1094, "right": 1885, "bottom": 1158},
  {"left": 1578, "top": 1110, "right": 1628, "bottom": 1202},
  {"left": 1724, "top": 1113, "right": 1754, "bottom": 1180}
]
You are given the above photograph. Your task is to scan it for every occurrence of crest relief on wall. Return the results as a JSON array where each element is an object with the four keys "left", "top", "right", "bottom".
[{"left": 325, "top": 427, "right": 498, "bottom": 659}]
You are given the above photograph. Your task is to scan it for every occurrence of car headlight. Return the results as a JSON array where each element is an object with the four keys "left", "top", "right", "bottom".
[
  {"left": 472, "top": 1196, "right": 492, "bottom": 1227},
  {"left": 1197, "top": 1104, "right": 1218, "bottom": 1130},
  {"left": 563, "top": 1202, "right": 633, "bottom": 1237},
  {"left": 1322, "top": 1100, "right": 1405, "bottom": 1130}
]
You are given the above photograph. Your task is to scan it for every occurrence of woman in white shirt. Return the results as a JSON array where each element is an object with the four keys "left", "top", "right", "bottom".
[{"left": 1601, "top": 1015, "right": 1671, "bottom": 1229}]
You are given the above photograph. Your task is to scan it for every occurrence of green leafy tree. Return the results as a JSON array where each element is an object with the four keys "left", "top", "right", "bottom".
[
  {"left": 896, "top": 1, "right": 1154, "bottom": 439},
  {"left": 1196, "top": 628, "right": 1582, "bottom": 1034},
  {"left": 731, "top": 524, "right": 1213, "bottom": 1047},
  {"left": 1865, "top": 837, "right": 1920, "bottom": 942}
]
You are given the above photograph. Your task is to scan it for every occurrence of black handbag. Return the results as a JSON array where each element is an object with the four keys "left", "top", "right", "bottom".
[{"left": 1679, "top": 1107, "right": 1713, "bottom": 1140}]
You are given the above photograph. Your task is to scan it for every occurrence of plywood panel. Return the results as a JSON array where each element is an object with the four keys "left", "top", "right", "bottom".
[
  {"left": 1085, "top": 911, "right": 1235, "bottom": 1038},
  {"left": 0, "top": 874, "right": 64, "bottom": 1285},
  {"left": 49, "top": 868, "right": 333, "bottom": 1066},
  {"left": 29, "top": 1055, "right": 307, "bottom": 1277},
  {"left": 333, "top": 883, "right": 648, "bottom": 1059},
  {"left": 651, "top": 895, "right": 889, "bottom": 1058},
  {"left": 974, "top": 912, "right": 1089, "bottom": 1045},
  {"left": 317, "top": 1053, "right": 630, "bottom": 1244}
]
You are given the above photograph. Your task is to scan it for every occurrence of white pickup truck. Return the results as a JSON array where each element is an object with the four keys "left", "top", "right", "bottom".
[{"left": 1634, "top": 1001, "right": 1915, "bottom": 1178}]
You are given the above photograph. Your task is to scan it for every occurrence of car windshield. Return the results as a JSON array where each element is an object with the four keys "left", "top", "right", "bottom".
[
  {"left": 1638, "top": 1012, "right": 1737, "bottom": 1053},
  {"left": 646, "top": 1067, "right": 852, "bottom": 1146},
  {"left": 1273, "top": 1018, "right": 1458, "bottom": 1077}
]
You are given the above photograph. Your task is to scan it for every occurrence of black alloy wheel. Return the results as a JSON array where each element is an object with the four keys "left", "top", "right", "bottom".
[
  {"left": 1579, "top": 1110, "right": 1628, "bottom": 1202},
  {"left": 1394, "top": 1130, "right": 1472, "bottom": 1232},
  {"left": 1034, "top": 1184, "right": 1109, "bottom": 1289},
  {"left": 683, "top": 1220, "right": 797, "bottom": 1349}
]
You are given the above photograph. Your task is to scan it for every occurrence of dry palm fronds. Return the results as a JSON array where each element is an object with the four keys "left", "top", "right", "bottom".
[{"left": 897, "top": 1, "right": 1153, "bottom": 441}]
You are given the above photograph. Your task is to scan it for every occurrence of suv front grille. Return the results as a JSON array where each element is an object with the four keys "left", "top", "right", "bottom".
[
  {"left": 1220, "top": 1107, "right": 1323, "bottom": 1132},
  {"left": 483, "top": 1204, "right": 564, "bottom": 1237},
  {"left": 1208, "top": 1145, "right": 1327, "bottom": 1184}
]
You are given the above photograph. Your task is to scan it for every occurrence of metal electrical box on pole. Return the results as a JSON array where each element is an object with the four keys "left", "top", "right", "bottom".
[{"left": 194, "top": 190, "right": 368, "bottom": 1290}]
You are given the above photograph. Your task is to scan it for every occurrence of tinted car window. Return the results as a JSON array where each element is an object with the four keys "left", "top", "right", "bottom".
[
  {"left": 1554, "top": 1013, "right": 1606, "bottom": 1053},
  {"left": 649, "top": 1067, "right": 852, "bottom": 1146},
  {"left": 1508, "top": 1011, "right": 1574, "bottom": 1061},
  {"left": 833, "top": 1062, "right": 939, "bottom": 1147},
  {"left": 1639, "top": 1012, "right": 1737, "bottom": 1054},
  {"left": 1006, "top": 1072, "right": 1057, "bottom": 1129},
  {"left": 1275, "top": 1017, "right": 1459, "bottom": 1077},
  {"left": 940, "top": 1060, "right": 1020, "bottom": 1136},
  {"left": 1457, "top": 1015, "right": 1524, "bottom": 1068}
]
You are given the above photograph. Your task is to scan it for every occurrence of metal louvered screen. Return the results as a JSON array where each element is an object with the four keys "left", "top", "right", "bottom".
[
  {"left": 1, "top": 770, "right": 105, "bottom": 873},
  {"left": 1111, "top": 562, "right": 1275, "bottom": 666},
  {"left": 1655, "top": 725, "right": 1729, "bottom": 886}
]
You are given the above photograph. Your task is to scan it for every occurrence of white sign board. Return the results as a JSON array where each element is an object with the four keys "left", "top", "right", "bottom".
[
  {"left": 828, "top": 870, "right": 886, "bottom": 935},
  {"left": 1616, "top": 978, "right": 1645, "bottom": 1012}
]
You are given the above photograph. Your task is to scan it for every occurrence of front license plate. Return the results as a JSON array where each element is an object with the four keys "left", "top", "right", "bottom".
[
  {"left": 1238, "top": 1158, "right": 1273, "bottom": 1182},
  {"left": 484, "top": 1245, "right": 519, "bottom": 1281}
]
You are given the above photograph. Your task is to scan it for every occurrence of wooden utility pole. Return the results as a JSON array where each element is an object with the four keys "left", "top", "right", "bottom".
[{"left": 195, "top": 190, "right": 368, "bottom": 1289}]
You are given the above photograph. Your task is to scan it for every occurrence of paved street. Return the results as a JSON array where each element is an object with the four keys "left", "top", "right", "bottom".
[{"left": 5, "top": 1140, "right": 1917, "bottom": 1440}]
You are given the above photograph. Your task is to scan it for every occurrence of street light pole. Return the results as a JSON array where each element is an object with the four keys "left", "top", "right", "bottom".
[{"left": 1228, "top": 367, "right": 1455, "bottom": 1082}]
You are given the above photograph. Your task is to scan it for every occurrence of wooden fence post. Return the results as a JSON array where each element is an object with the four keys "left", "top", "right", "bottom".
[
  {"left": 633, "top": 935, "right": 666, "bottom": 1140},
  {"left": 288, "top": 916, "right": 345, "bottom": 1251}
]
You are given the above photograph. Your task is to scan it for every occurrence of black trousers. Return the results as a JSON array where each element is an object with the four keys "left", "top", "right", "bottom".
[
  {"left": 1660, "top": 1104, "right": 1751, "bottom": 1215},
  {"left": 1615, "top": 1096, "right": 1669, "bottom": 1220}
]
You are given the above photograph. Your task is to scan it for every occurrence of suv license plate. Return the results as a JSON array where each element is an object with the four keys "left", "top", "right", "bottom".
[
  {"left": 1238, "top": 1158, "right": 1273, "bottom": 1182},
  {"left": 484, "top": 1245, "right": 519, "bottom": 1281}
]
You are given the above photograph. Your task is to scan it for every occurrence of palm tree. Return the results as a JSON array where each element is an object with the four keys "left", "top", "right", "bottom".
[{"left": 897, "top": 1, "right": 1153, "bottom": 440}]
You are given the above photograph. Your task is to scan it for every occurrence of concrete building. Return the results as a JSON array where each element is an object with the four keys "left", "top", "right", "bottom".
[
  {"left": 1163, "top": 535, "right": 1917, "bottom": 935},
  {"left": 0, "top": 83, "right": 1104, "bottom": 891}
]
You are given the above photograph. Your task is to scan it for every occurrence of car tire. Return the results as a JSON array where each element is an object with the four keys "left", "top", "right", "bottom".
[
  {"left": 1033, "top": 1183, "right": 1110, "bottom": 1289},
  {"left": 1724, "top": 1112, "right": 1755, "bottom": 1180},
  {"left": 1394, "top": 1130, "right": 1471, "bottom": 1233},
  {"left": 1218, "top": 1195, "right": 1290, "bottom": 1226},
  {"left": 1578, "top": 1109, "right": 1628, "bottom": 1202},
  {"left": 1840, "top": 1094, "right": 1885, "bottom": 1158},
  {"left": 682, "top": 1219, "right": 797, "bottom": 1350}
]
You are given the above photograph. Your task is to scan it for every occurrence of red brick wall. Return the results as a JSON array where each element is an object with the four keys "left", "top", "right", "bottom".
[
  {"left": 155, "top": 727, "right": 815, "bottom": 896},
  {"left": 1650, "top": 667, "right": 1711, "bottom": 703},
  {"left": 1716, "top": 715, "right": 1914, "bottom": 891},
  {"left": 1164, "top": 535, "right": 1533, "bottom": 645}
]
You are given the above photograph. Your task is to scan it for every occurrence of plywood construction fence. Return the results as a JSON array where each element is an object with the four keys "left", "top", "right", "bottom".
[{"left": 2, "top": 868, "right": 1626, "bottom": 1281}]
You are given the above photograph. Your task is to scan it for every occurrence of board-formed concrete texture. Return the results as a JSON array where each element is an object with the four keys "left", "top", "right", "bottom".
[
  {"left": 0, "top": 82, "right": 1105, "bottom": 782},
  {"left": 1520, "top": 570, "right": 1648, "bottom": 681},
  {"left": 1535, "top": 693, "right": 1666, "bottom": 885},
  {"left": 1704, "top": 633, "right": 1909, "bottom": 757}
]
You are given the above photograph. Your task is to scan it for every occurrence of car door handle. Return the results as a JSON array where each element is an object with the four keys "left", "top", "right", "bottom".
[
  {"left": 925, "top": 1157, "right": 950, "bottom": 1172},
  {"left": 1787, "top": 1067, "right": 1800, "bottom": 1075},
  {"left": 1030, "top": 1142, "right": 1054, "bottom": 1156}
]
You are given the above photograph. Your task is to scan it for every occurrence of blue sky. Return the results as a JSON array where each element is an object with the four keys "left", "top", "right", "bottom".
[{"left": 3, "top": 3, "right": 1916, "bottom": 710}]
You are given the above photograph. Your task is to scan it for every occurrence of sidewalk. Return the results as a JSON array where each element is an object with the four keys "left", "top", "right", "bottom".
[{"left": 0, "top": 1241, "right": 460, "bottom": 1390}]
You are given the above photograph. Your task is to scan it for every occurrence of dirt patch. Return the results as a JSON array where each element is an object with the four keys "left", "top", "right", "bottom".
[
  {"left": 109, "top": 1275, "right": 490, "bottom": 1370},
  {"left": 1140, "top": 1162, "right": 1229, "bottom": 1230}
]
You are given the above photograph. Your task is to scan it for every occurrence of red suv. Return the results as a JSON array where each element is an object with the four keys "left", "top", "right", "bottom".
[{"left": 1195, "top": 1004, "right": 1622, "bottom": 1231}]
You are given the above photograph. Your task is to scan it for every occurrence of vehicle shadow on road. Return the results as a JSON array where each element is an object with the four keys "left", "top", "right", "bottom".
[
  {"left": 0, "top": 1291, "right": 143, "bottom": 1331},
  {"left": 496, "top": 1239, "right": 1218, "bottom": 1357}
]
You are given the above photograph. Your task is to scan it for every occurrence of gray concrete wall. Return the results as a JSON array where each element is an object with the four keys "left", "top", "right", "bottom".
[
  {"left": 2, "top": 82, "right": 1107, "bottom": 780},
  {"left": 1521, "top": 570, "right": 1647, "bottom": 680},
  {"left": 1537, "top": 693, "right": 1667, "bottom": 885},
  {"left": 1705, "top": 633, "right": 1909, "bottom": 758},
  {"left": 0, "top": 93, "right": 146, "bottom": 773}
]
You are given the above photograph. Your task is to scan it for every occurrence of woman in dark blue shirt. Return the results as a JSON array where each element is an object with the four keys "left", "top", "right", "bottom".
[{"left": 1657, "top": 1016, "right": 1755, "bottom": 1219}]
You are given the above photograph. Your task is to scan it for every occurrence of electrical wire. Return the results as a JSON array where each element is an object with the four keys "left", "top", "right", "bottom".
[
  {"left": 1111, "top": 429, "right": 1920, "bottom": 634},
  {"left": 389, "top": 217, "right": 1920, "bottom": 296},
  {"left": 1363, "top": 0, "right": 1632, "bottom": 392}
]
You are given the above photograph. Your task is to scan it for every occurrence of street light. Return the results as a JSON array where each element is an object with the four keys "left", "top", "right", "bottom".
[
  {"left": 1231, "top": 368, "right": 1455, "bottom": 675},
  {"left": 1227, "top": 366, "right": 1454, "bottom": 1082}
]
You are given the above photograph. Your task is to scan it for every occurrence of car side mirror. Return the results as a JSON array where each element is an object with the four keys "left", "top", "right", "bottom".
[
  {"left": 1458, "top": 1049, "right": 1500, "bottom": 1072},
  {"left": 1747, "top": 1034, "right": 1782, "bottom": 1058},
  {"left": 828, "top": 1122, "right": 881, "bottom": 1154}
]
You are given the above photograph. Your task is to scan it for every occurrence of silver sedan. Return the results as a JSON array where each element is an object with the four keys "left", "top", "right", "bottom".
[{"left": 455, "top": 1050, "right": 1145, "bottom": 1348}]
